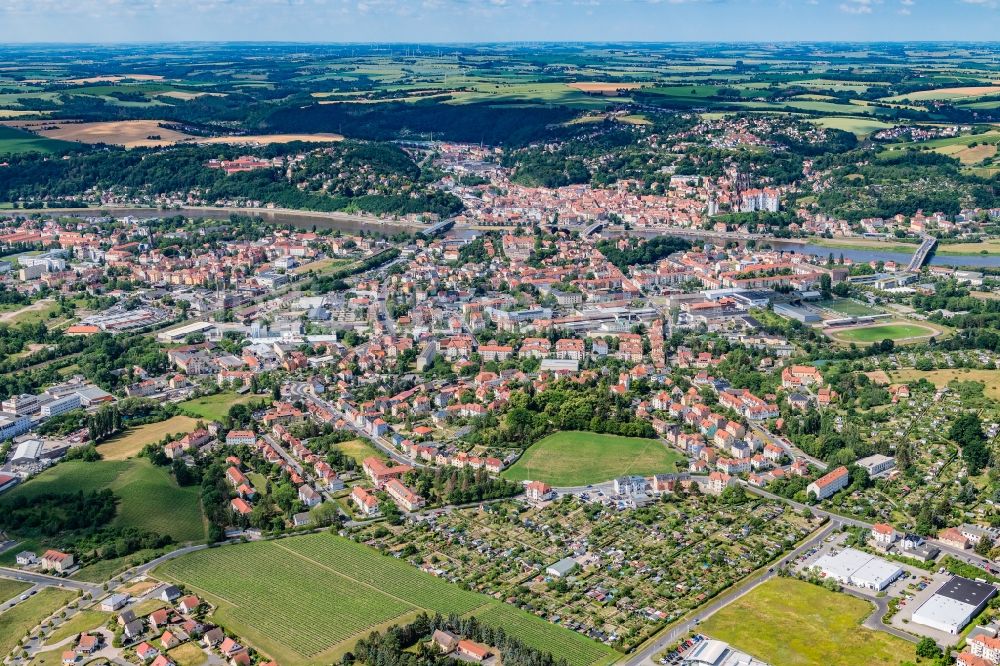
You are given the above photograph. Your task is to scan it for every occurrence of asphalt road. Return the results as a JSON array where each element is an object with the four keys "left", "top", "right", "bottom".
[
  {"left": 0, "top": 567, "right": 102, "bottom": 595},
  {"left": 841, "top": 587, "right": 918, "bottom": 644}
]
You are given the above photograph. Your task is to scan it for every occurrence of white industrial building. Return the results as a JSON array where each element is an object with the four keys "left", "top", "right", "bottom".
[
  {"left": 11, "top": 439, "right": 43, "bottom": 465},
  {"left": 0, "top": 413, "right": 32, "bottom": 441},
  {"left": 856, "top": 454, "right": 896, "bottom": 478},
  {"left": 40, "top": 394, "right": 81, "bottom": 418},
  {"left": 683, "top": 639, "right": 769, "bottom": 666},
  {"left": 546, "top": 557, "right": 579, "bottom": 579},
  {"left": 812, "top": 547, "right": 903, "bottom": 591},
  {"left": 912, "top": 576, "right": 997, "bottom": 634},
  {"left": 156, "top": 320, "right": 217, "bottom": 344}
]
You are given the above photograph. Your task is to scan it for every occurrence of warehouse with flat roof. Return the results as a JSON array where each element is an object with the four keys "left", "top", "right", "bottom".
[
  {"left": 812, "top": 547, "right": 903, "bottom": 591},
  {"left": 911, "top": 576, "right": 997, "bottom": 634}
]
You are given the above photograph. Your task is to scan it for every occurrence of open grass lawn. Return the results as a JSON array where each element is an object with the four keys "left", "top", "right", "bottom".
[
  {"left": 98, "top": 415, "right": 200, "bottom": 460},
  {"left": 701, "top": 578, "right": 914, "bottom": 666},
  {"left": 1, "top": 459, "right": 206, "bottom": 544},
  {"left": 45, "top": 610, "right": 110, "bottom": 644},
  {"left": 809, "top": 236, "right": 919, "bottom": 253},
  {"left": 27, "top": 647, "right": 65, "bottom": 666},
  {"left": 335, "top": 439, "right": 381, "bottom": 466},
  {"left": 890, "top": 368, "right": 1000, "bottom": 401},
  {"left": 0, "top": 589, "right": 76, "bottom": 658},
  {"left": 0, "top": 126, "right": 75, "bottom": 155},
  {"left": 831, "top": 322, "right": 938, "bottom": 344},
  {"left": 130, "top": 599, "right": 166, "bottom": 618},
  {"left": 937, "top": 238, "right": 1000, "bottom": 256},
  {"left": 155, "top": 532, "right": 616, "bottom": 666},
  {"left": 0, "top": 579, "right": 31, "bottom": 603},
  {"left": 179, "top": 393, "right": 267, "bottom": 422},
  {"left": 168, "top": 642, "right": 208, "bottom": 666},
  {"left": 503, "top": 431, "right": 684, "bottom": 486},
  {"left": 291, "top": 257, "right": 352, "bottom": 275},
  {"left": 0, "top": 300, "right": 60, "bottom": 327}
]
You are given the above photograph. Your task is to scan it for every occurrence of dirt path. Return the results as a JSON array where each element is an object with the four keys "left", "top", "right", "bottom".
[{"left": 0, "top": 299, "right": 52, "bottom": 323}]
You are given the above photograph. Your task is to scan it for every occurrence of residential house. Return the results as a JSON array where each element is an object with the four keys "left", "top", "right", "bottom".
[
  {"left": 456, "top": 639, "right": 492, "bottom": 662},
  {"left": 351, "top": 486, "right": 381, "bottom": 517},
  {"left": 40, "top": 549, "right": 74, "bottom": 573},
  {"left": 525, "top": 481, "right": 554, "bottom": 503}
]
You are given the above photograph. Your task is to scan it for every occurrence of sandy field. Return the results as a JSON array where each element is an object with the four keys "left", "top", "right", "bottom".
[
  {"left": 892, "top": 85, "right": 1000, "bottom": 101},
  {"left": 63, "top": 74, "right": 165, "bottom": 84},
  {"left": 568, "top": 82, "right": 643, "bottom": 93},
  {"left": 938, "top": 142, "right": 998, "bottom": 164},
  {"left": 2, "top": 119, "right": 196, "bottom": 148},
  {"left": 156, "top": 91, "right": 226, "bottom": 101},
  {"left": 2, "top": 120, "right": 343, "bottom": 148}
]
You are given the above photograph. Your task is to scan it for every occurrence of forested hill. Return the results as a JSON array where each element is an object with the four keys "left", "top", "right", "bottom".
[
  {"left": 262, "top": 101, "right": 579, "bottom": 147},
  {"left": 0, "top": 140, "right": 463, "bottom": 218}
]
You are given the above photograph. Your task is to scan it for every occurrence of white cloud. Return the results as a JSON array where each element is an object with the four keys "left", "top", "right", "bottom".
[{"left": 839, "top": 0, "right": 880, "bottom": 13}]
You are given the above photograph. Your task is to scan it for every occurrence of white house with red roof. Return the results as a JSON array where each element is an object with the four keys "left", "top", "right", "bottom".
[{"left": 806, "top": 465, "right": 849, "bottom": 500}]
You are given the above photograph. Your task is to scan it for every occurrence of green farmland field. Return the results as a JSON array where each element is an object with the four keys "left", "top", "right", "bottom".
[
  {"left": 156, "top": 533, "right": 616, "bottom": 666},
  {"left": 0, "top": 459, "right": 206, "bottom": 545},
  {"left": 503, "top": 431, "right": 684, "bottom": 486},
  {"left": 701, "top": 578, "right": 915, "bottom": 666},
  {"left": 0, "top": 126, "right": 75, "bottom": 155}
]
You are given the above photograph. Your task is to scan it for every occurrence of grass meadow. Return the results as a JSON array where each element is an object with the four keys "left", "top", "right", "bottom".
[
  {"left": 701, "top": 578, "right": 915, "bottom": 666},
  {"left": 503, "top": 431, "right": 684, "bottom": 486}
]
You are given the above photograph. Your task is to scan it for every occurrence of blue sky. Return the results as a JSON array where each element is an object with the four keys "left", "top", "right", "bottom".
[{"left": 3, "top": 0, "right": 999, "bottom": 43}]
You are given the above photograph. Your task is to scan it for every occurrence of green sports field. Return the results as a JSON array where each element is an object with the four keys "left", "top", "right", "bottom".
[
  {"left": 0, "top": 458, "right": 206, "bottom": 545},
  {"left": 701, "top": 578, "right": 915, "bottom": 666},
  {"left": 832, "top": 322, "right": 936, "bottom": 344},
  {"left": 503, "top": 430, "right": 684, "bottom": 486},
  {"left": 156, "top": 532, "right": 616, "bottom": 666}
]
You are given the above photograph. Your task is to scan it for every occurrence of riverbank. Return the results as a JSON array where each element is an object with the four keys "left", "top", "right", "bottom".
[
  {"left": 808, "top": 237, "right": 920, "bottom": 254},
  {"left": 17, "top": 205, "right": 425, "bottom": 235}
]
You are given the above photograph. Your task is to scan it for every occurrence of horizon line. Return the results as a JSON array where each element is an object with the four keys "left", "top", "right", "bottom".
[{"left": 3, "top": 39, "right": 1000, "bottom": 46}]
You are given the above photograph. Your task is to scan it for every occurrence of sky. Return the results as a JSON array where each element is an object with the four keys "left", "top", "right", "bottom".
[{"left": 2, "top": 0, "right": 1000, "bottom": 43}]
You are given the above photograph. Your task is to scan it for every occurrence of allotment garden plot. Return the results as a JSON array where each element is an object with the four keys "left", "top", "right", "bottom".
[
  {"left": 814, "top": 385, "right": 999, "bottom": 529},
  {"left": 357, "top": 493, "right": 820, "bottom": 652},
  {"left": 156, "top": 532, "right": 616, "bottom": 666}
]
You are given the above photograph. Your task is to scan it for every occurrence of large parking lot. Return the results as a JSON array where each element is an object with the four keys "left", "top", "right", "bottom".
[
  {"left": 794, "top": 532, "right": 933, "bottom": 600},
  {"left": 659, "top": 633, "right": 707, "bottom": 665}
]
